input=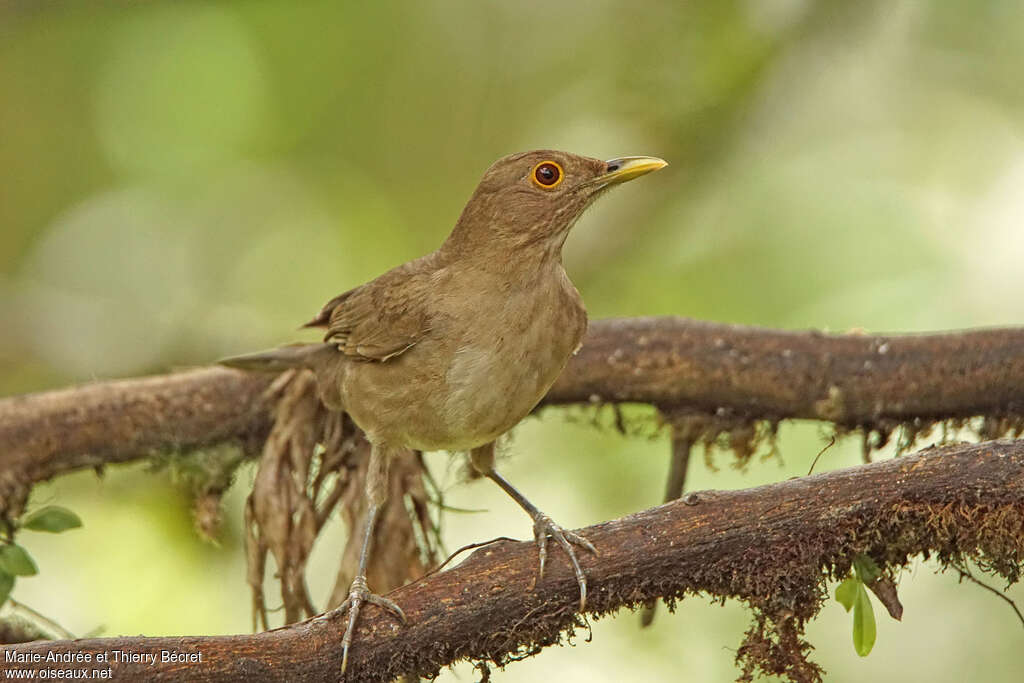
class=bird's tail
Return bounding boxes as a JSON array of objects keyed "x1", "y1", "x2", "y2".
[{"x1": 217, "y1": 343, "x2": 335, "y2": 373}]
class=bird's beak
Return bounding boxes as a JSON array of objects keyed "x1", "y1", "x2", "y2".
[{"x1": 596, "y1": 156, "x2": 668, "y2": 186}]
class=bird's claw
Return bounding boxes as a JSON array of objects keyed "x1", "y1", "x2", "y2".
[
  {"x1": 337, "y1": 574, "x2": 406, "y2": 676},
  {"x1": 531, "y1": 512, "x2": 598, "y2": 611}
]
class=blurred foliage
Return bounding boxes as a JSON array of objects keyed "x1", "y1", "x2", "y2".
[{"x1": 2, "y1": 1, "x2": 1023, "y2": 680}]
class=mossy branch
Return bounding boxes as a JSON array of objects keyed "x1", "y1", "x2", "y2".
[
  {"x1": 2, "y1": 316, "x2": 1023, "y2": 679},
  {"x1": 4, "y1": 440, "x2": 1022, "y2": 682},
  {"x1": 3, "y1": 316, "x2": 1024, "y2": 515}
]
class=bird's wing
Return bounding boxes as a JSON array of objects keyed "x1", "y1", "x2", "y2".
[{"x1": 304, "y1": 256, "x2": 436, "y2": 362}]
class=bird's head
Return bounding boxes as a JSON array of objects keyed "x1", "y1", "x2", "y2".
[{"x1": 443, "y1": 149, "x2": 667, "y2": 261}]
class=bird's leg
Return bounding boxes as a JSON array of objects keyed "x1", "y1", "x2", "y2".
[
  {"x1": 470, "y1": 443, "x2": 597, "y2": 611},
  {"x1": 337, "y1": 441, "x2": 406, "y2": 675}
]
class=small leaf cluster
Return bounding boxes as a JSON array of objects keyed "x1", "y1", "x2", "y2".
[
  {"x1": 835, "y1": 554, "x2": 882, "y2": 657},
  {"x1": 0, "y1": 506, "x2": 82, "y2": 607}
]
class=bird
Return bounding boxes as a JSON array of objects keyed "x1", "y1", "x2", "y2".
[{"x1": 219, "y1": 149, "x2": 667, "y2": 674}]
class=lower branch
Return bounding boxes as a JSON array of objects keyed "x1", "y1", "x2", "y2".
[{"x1": 5, "y1": 439, "x2": 1022, "y2": 682}]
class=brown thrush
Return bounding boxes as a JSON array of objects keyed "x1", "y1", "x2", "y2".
[{"x1": 220, "y1": 150, "x2": 667, "y2": 673}]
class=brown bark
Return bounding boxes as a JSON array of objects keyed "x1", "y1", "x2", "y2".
[
  {"x1": 3, "y1": 439, "x2": 1022, "y2": 682},
  {"x1": 3, "y1": 317, "x2": 1024, "y2": 512},
  {"x1": 0, "y1": 368, "x2": 272, "y2": 483},
  {"x1": 545, "y1": 317, "x2": 1024, "y2": 422},
  {"x1": 0, "y1": 368, "x2": 275, "y2": 513}
]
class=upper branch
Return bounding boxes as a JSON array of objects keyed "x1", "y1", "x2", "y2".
[
  {"x1": 5, "y1": 439, "x2": 1023, "y2": 682},
  {"x1": 0, "y1": 368, "x2": 276, "y2": 509},
  {"x1": 2, "y1": 317, "x2": 1023, "y2": 507},
  {"x1": 545, "y1": 317, "x2": 1024, "y2": 422}
]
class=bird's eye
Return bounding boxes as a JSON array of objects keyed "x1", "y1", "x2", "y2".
[{"x1": 531, "y1": 161, "x2": 563, "y2": 189}]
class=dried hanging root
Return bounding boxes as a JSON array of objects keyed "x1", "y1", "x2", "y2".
[{"x1": 244, "y1": 369, "x2": 437, "y2": 629}]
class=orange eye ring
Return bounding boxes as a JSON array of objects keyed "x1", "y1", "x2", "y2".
[{"x1": 531, "y1": 161, "x2": 564, "y2": 189}]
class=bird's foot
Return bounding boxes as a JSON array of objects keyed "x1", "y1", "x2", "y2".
[
  {"x1": 337, "y1": 574, "x2": 406, "y2": 676},
  {"x1": 531, "y1": 512, "x2": 598, "y2": 611}
]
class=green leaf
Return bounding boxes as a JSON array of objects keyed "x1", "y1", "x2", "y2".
[
  {"x1": 835, "y1": 576, "x2": 859, "y2": 611},
  {"x1": 0, "y1": 543, "x2": 38, "y2": 576},
  {"x1": 852, "y1": 582, "x2": 877, "y2": 656},
  {"x1": 0, "y1": 570, "x2": 13, "y2": 607},
  {"x1": 853, "y1": 554, "x2": 881, "y2": 583},
  {"x1": 21, "y1": 506, "x2": 82, "y2": 533}
]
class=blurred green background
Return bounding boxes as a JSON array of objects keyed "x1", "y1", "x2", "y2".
[{"x1": 3, "y1": 1, "x2": 1023, "y2": 680}]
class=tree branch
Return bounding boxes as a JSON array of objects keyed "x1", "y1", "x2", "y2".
[
  {"x1": 545, "y1": 317, "x2": 1024, "y2": 421},
  {"x1": 3, "y1": 317, "x2": 1024, "y2": 512},
  {"x1": 4, "y1": 439, "x2": 1022, "y2": 682},
  {"x1": 0, "y1": 368, "x2": 275, "y2": 512}
]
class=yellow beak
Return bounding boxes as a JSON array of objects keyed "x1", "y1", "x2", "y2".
[{"x1": 598, "y1": 156, "x2": 669, "y2": 185}]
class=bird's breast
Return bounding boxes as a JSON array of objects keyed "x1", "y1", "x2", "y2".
[{"x1": 439, "y1": 270, "x2": 587, "y2": 446}]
